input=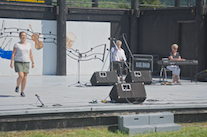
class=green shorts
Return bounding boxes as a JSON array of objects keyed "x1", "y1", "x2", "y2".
[{"x1": 14, "y1": 61, "x2": 30, "y2": 73}]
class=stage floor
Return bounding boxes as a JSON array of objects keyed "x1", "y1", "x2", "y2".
[{"x1": 0, "y1": 75, "x2": 207, "y2": 116}]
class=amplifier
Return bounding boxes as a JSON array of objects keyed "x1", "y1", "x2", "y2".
[{"x1": 132, "y1": 54, "x2": 159, "y2": 73}]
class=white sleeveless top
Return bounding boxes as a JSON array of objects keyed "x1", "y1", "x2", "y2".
[{"x1": 14, "y1": 42, "x2": 32, "y2": 62}]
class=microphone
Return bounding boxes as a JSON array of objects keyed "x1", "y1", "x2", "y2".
[{"x1": 108, "y1": 37, "x2": 116, "y2": 40}]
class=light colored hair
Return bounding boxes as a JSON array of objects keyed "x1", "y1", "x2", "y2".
[
  {"x1": 116, "y1": 40, "x2": 122, "y2": 44},
  {"x1": 171, "y1": 44, "x2": 178, "y2": 49}
]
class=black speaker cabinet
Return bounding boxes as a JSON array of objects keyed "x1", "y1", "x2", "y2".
[
  {"x1": 109, "y1": 83, "x2": 146, "y2": 103},
  {"x1": 125, "y1": 70, "x2": 152, "y2": 84},
  {"x1": 90, "y1": 71, "x2": 118, "y2": 86},
  {"x1": 196, "y1": 69, "x2": 207, "y2": 82}
]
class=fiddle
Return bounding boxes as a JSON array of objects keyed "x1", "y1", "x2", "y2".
[{"x1": 29, "y1": 24, "x2": 43, "y2": 50}]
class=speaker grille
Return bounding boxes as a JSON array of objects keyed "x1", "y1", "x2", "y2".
[
  {"x1": 90, "y1": 71, "x2": 118, "y2": 86},
  {"x1": 109, "y1": 83, "x2": 146, "y2": 103},
  {"x1": 125, "y1": 70, "x2": 152, "y2": 84}
]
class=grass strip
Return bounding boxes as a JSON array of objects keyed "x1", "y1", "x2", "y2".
[{"x1": 0, "y1": 122, "x2": 207, "y2": 137}]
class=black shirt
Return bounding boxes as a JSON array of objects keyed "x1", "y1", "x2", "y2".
[{"x1": 169, "y1": 52, "x2": 180, "y2": 59}]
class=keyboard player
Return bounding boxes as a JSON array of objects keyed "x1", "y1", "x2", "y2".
[{"x1": 166, "y1": 44, "x2": 186, "y2": 83}]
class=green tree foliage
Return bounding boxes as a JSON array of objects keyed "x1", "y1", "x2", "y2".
[
  {"x1": 99, "y1": 0, "x2": 131, "y2": 9},
  {"x1": 140, "y1": 0, "x2": 161, "y2": 8},
  {"x1": 159, "y1": 0, "x2": 196, "y2": 6},
  {"x1": 64, "y1": 0, "x2": 196, "y2": 9},
  {"x1": 140, "y1": 0, "x2": 160, "y2": 5},
  {"x1": 65, "y1": 0, "x2": 161, "y2": 9}
]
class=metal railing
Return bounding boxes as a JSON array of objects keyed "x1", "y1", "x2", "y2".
[{"x1": 52, "y1": 0, "x2": 196, "y2": 9}]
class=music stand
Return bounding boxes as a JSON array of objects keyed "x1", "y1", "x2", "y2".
[
  {"x1": 68, "y1": 52, "x2": 86, "y2": 87},
  {"x1": 67, "y1": 44, "x2": 106, "y2": 87}
]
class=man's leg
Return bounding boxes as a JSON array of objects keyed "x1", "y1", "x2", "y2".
[{"x1": 113, "y1": 62, "x2": 123, "y2": 81}]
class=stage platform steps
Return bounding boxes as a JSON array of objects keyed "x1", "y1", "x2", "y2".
[{"x1": 118, "y1": 112, "x2": 181, "y2": 135}]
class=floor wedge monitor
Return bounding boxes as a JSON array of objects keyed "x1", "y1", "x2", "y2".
[
  {"x1": 109, "y1": 83, "x2": 146, "y2": 103},
  {"x1": 125, "y1": 70, "x2": 152, "y2": 84},
  {"x1": 196, "y1": 69, "x2": 207, "y2": 82},
  {"x1": 90, "y1": 71, "x2": 118, "y2": 86}
]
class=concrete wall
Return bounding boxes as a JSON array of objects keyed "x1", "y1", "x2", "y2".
[
  {"x1": 0, "y1": 18, "x2": 45, "y2": 76},
  {"x1": 0, "y1": 19, "x2": 111, "y2": 76},
  {"x1": 66, "y1": 21, "x2": 110, "y2": 75}
]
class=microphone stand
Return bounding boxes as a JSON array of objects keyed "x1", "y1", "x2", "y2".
[
  {"x1": 35, "y1": 94, "x2": 45, "y2": 107},
  {"x1": 121, "y1": 33, "x2": 135, "y2": 70}
]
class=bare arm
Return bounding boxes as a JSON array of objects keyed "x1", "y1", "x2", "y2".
[
  {"x1": 30, "y1": 49, "x2": 34, "y2": 68},
  {"x1": 169, "y1": 56, "x2": 186, "y2": 61},
  {"x1": 10, "y1": 47, "x2": 17, "y2": 68}
]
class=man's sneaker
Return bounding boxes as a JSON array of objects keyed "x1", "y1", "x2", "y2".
[
  {"x1": 20, "y1": 92, "x2": 25, "y2": 97},
  {"x1": 15, "y1": 87, "x2": 19, "y2": 93}
]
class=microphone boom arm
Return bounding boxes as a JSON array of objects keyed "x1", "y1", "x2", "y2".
[{"x1": 122, "y1": 33, "x2": 135, "y2": 61}]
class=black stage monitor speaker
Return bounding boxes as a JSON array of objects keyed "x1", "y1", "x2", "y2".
[
  {"x1": 109, "y1": 83, "x2": 146, "y2": 103},
  {"x1": 125, "y1": 70, "x2": 152, "y2": 84},
  {"x1": 196, "y1": 69, "x2": 207, "y2": 82},
  {"x1": 90, "y1": 71, "x2": 118, "y2": 86}
]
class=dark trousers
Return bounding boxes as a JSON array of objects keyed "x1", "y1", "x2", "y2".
[{"x1": 113, "y1": 61, "x2": 124, "y2": 76}]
